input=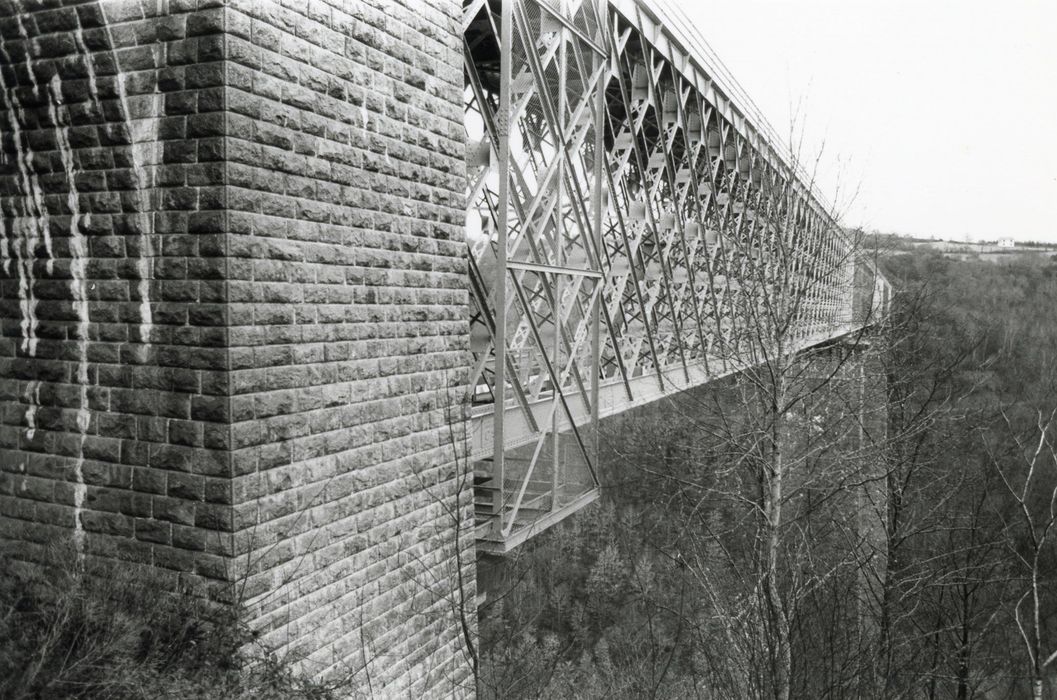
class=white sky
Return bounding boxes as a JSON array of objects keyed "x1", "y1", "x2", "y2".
[{"x1": 675, "y1": 0, "x2": 1057, "y2": 242}]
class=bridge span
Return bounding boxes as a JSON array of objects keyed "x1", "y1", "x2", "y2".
[
  {"x1": 0, "y1": 0, "x2": 888, "y2": 693},
  {"x1": 464, "y1": 0, "x2": 890, "y2": 552}
]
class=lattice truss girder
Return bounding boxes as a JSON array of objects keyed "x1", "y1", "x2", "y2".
[{"x1": 463, "y1": 0, "x2": 871, "y2": 547}]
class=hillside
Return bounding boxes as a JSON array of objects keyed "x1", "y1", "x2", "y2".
[{"x1": 476, "y1": 250, "x2": 1057, "y2": 698}]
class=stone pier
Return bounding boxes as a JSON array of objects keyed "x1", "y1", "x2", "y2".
[{"x1": 0, "y1": 1, "x2": 473, "y2": 695}]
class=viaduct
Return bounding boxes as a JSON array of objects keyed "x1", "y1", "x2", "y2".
[{"x1": 0, "y1": 0, "x2": 888, "y2": 696}]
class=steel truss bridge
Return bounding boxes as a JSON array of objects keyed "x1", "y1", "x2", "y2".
[{"x1": 463, "y1": 0, "x2": 890, "y2": 553}]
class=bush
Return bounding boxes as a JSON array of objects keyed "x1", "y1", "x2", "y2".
[{"x1": 0, "y1": 540, "x2": 341, "y2": 700}]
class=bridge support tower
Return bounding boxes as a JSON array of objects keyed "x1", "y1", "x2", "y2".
[{"x1": 0, "y1": 1, "x2": 474, "y2": 695}]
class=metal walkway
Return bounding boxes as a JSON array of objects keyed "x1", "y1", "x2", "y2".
[{"x1": 462, "y1": 0, "x2": 890, "y2": 552}]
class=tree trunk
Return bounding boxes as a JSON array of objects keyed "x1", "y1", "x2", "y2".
[
  {"x1": 764, "y1": 389, "x2": 791, "y2": 700},
  {"x1": 955, "y1": 584, "x2": 971, "y2": 700}
]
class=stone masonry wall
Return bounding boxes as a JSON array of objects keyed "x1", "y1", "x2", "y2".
[
  {"x1": 221, "y1": 1, "x2": 473, "y2": 693},
  {"x1": 0, "y1": 1, "x2": 473, "y2": 696},
  {"x1": 0, "y1": 0, "x2": 233, "y2": 601}
]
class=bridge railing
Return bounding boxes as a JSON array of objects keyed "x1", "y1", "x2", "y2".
[{"x1": 463, "y1": 0, "x2": 890, "y2": 553}]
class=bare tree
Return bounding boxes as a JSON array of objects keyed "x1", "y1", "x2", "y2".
[
  {"x1": 624, "y1": 146, "x2": 889, "y2": 699},
  {"x1": 990, "y1": 407, "x2": 1057, "y2": 700}
]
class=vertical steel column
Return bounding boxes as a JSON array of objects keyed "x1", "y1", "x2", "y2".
[
  {"x1": 491, "y1": 0, "x2": 514, "y2": 531},
  {"x1": 551, "y1": 18, "x2": 566, "y2": 512},
  {"x1": 590, "y1": 0, "x2": 606, "y2": 475}
]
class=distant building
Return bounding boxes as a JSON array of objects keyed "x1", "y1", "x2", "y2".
[{"x1": 998, "y1": 238, "x2": 1016, "y2": 248}]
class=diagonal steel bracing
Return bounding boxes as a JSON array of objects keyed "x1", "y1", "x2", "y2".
[{"x1": 463, "y1": 0, "x2": 890, "y2": 552}]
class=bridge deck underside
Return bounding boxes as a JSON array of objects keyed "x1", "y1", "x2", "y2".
[{"x1": 463, "y1": 0, "x2": 889, "y2": 552}]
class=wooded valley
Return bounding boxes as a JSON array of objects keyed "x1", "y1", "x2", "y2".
[{"x1": 476, "y1": 248, "x2": 1057, "y2": 700}]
